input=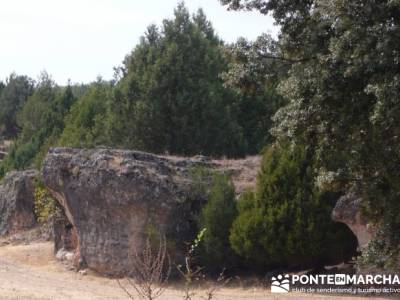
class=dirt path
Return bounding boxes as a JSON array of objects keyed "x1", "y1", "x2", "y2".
[{"x1": 0, "y1": 242, "x2": 394, "y2": 300}]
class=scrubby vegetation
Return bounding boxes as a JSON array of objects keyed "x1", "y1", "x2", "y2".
[
  {"x1": 230, "y1": 143, "x2": 357, "y2": 270},
  {"x1": 0, "y1": 4, "x2": 277, "y2": 171},
  {"x1": 219, "y1": 0, "x2": 400, "y2": 271},
  {"x1": 2, "y1": 0, "x2": 398, "y2": 274},
  {"x1": 0, "y1": 74, "x2": 76, "y2": 176},
  {"x1": 198, "y1": 174, "x2": 239, "y2": 272},
  {"x1": 33, "y1": 179, "x2": 58, "y2": 224}
]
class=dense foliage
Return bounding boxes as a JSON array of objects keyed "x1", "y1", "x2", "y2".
[
  {"x1": 3, "y1": 0, "x2": 393, "y2": 272},
  {"x1": 0, "y1": 73, "x2": 76, "y2": 176},
  {"x1": 107, "y1": 5, "x2": 244, "y2": 156},
  {"x1": 57, "y1": 4, "x2": 280, "y2": 157},
  {"x1": 198, "y1": 173, "x2": 239, "y2": 271},
  {"x1": 0, "y1": 4, "x2": 281, "y2": 174},
  {"x1": 0, "y1": 74, "x2": 34, "y2": 138},
  {"x1": 34, "y1": 179, "x2": 58, "y2": 223},
  {"x1": 230, "y1": 143, "x2": 356, "y2": 269},
  {"x1": 220, "y1": 0, "x2": 400, "y2": 268},
  {"x1": 58, "y1": 79, "x2": 110, "y2": 148},
  {"x1": 222, "y1": 34, "x2": 287, "y2": 147}
]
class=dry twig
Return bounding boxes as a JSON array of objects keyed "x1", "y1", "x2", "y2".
[{"x1": 118, "y1": 235, "x2": 171, "y2": 300}]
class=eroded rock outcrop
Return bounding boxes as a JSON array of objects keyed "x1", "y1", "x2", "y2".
[
  {"x1": 42, "y1": 147, "x2": 260, "y2": 276},
  {"x1": 0, "y1": 170, "x2": 38, "y2": 235},
  {"x1": 332, "y1": 191, "x2": 376, "y2": 249}
]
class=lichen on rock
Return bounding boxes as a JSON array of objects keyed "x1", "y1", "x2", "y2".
[
  {"x1": 0, "y1": 170, "x2": 38, "y2": 236},
  {"x1": 332, "y1": 191, "x2": 376, "y2": 249},
  {"x1": 42, "y1": 147, "x2": 260, "y2": 276}
]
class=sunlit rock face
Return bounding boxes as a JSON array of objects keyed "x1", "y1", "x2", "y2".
[{"x1": 42, "y1": 147, "x2": 260, "y2": 276}]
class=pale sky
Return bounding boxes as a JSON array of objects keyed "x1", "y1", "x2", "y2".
[{"x1": 0, "y1": 0, "x2": 277, "y2": 85}]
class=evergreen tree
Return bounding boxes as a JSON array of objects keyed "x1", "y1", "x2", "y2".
[
  {"x1": 0, "y1": 74, "x2": 34, "y2": 138},
  {"x1": 230, "y1": 143, "x2": 356, "y2": 269},
  {"x1": 0, "y1": 73, "x2": 76, "y2": 175},
  {"x1": 58, "y1": 79, "x2": 111, "y2": 148},
  {"x1": 220, "y1": 0, "x2": 400, "y2": 265},
  {"x1": 222, "y1": 34, "x2": 287, "y2": 152},
  {"x1": 108, "y1": 3, "x2": 246, "y2": 157},
  {"x1": 198, "y1": 173, "x2": 239, "y2": 271}
]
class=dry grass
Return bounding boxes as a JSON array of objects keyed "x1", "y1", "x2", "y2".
[
  {"x1": 0, "y1": 242, "x2": 395, "y2": 300},
  {"x1": 118, "y1": 237, "x2": 171, "y2": 300},
  {"x1": 159, "y1": 153, "x2": 261, "y2": 195},
  {"x1": 212, "y1": 155, "x2": 261, "y2": 195}
]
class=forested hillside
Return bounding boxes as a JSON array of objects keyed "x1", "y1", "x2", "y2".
[
  {"x1": 220, "y1": 0, "x2": 400, "y2": 271},
  {"x1": 0, "y1": 4, "x2": 281, "y2": 177},
  {"x1": 1, "y1": 0, "x2": 399, "y2": 274}
]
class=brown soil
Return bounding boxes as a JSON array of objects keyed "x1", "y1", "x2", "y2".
[{"x1": 0, "y1": 242, "x2": 396, "y2": 300}]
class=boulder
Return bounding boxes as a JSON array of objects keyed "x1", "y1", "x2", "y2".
[
  {"x1": 0, "y1": 170, "x2": 38, "y2": 236},
  {"x1": 332, "y1": 191, "x2": 376, "y2": 249},
  {"x1": 42, "y1": 147, "x2": 260, "y2": 276}
]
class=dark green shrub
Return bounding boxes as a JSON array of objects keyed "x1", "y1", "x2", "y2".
[
  {"x1": 198, "y1": 173, "x2": 239, "y2": 271},
  {"x1": 230, "y1": 143, "x2": 357, "y2": 270}
]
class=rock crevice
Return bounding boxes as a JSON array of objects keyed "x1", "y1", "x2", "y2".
[
  {"x1": 42, "y1": 147, "x2": 260, "y2": 276},
  {"x1": 332, "y1": 191, "x2": 376, "y2": 249}
]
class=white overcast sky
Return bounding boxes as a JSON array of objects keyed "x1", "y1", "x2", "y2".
[{"x1": 0, "y1": 0, "x2": 277, "y2": 85}]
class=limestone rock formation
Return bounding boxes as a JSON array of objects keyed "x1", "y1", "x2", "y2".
[
  {"x1": 0, "y1": 170, "x2": 38, "y2": 235},
  {"x1": 332, "y1": 191, "x2": 376, "y2": 249},
  {"x1": 42, "y1": 147, "x2": 260, "y2": 276}
]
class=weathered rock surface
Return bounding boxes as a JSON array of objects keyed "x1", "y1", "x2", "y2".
[
  {"x1": 54, "y1": 208, "x2": 78, "y2": 253},
  {"x1": 0, "y1": 170, "x2": 38, "y2": 236},
  {"x1": 210, "y1": 156, "x2": 261, "y2": 196},
  {"x1": 332, "y1": 191, "x2": 376, "y2": 249},
  {"x1": 42, "y1": 147, "x2": 260, "y2": 276}
]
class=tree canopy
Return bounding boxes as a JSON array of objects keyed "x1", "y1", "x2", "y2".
[
  {"x1": 107, "y1": 4, "x2": 249, "y2": 156},
  {"x1": 56, "y1": 3, "x2": 281, "y2": 157},
  {"x1": 0, "y1": 3, "x2": 281, "y2": 175},
  {"x1": 230, "y1": 143, "x2": 356, "y2": 269},
  {"x1": 2, "y1": 0, "x2": 394, "y2": 272},
  {"x1": 0, "y1": 74, "x2": 34, "y2": 138},
  {"x1": 221, "y1": 0, "x2": 400, "y2": 266},
  {"x1": 0, "y1": 73, "x2": 76, "y2": 176}
]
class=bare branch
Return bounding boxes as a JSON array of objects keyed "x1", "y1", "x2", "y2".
[{"x1": 118, "y1": 235, "x2": 171, "y2": 300}]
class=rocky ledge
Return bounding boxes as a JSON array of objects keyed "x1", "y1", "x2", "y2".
[{"x1": 42, "y1": 147, "x2": 260, "y2": 276}]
